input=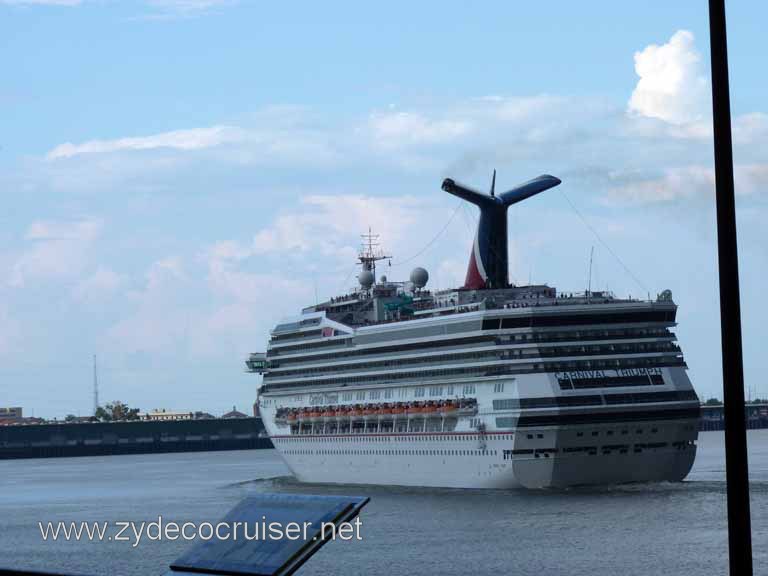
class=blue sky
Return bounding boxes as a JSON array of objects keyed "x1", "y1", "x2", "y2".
[{"x1": 1, "y1": 1, "x2": 767, "y2": 418}]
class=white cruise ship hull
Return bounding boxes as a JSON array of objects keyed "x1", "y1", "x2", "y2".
[
  {"x1": 268, "y1": 430, "x2": 696, "y2": 489},
  {"x1": 260, "y1": 368, "x2": 699, "y2": 489}
]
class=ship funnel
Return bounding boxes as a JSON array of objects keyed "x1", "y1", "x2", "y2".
[{"x1": 441, "y1": 173, "x2": 561, "y2": 289}]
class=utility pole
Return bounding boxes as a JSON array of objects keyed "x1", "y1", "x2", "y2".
[
  {"x1": 708, "y1": 1, "x2": 753, "y2": 573},
  {"x1": 587, "y1": 246, "x2": 594, "y2": 301},
  {"x1": 93, "y1": 354, "x2": 99, "y2": 417}
]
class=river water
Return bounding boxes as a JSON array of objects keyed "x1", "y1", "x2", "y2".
[{"x1": 1, "y1": 430, "x2": 767, "y2": 576}]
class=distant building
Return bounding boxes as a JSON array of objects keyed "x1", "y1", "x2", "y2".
[
  {"x1": 222, "y1": 406, "x2": 248, "y2": 419},
  {"x1": 0, "y1": 407, "x2": 23, "y2": 420},
  {"x1": 139, "y1": 409, "x2": 194, "y2": 422}
]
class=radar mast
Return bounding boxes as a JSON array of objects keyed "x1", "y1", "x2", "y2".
[{"x1": 358, "y1": 228, "x2": 391, "y2": 281}]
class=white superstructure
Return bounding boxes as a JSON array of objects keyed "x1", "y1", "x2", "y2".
[{"x1": 247, "y1": 174, "x2": 699, "y2": 489}]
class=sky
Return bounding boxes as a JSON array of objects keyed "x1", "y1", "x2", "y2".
[{"x1": 1, "y1": 1, "x2": 767, "y2": 419}]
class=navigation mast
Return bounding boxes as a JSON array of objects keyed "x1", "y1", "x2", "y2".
[{"x1": 358, "y1": 228, "x2": 391, "y2": 281}]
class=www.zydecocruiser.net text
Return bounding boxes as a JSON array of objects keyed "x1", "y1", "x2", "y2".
[{"x1": 38, "y1": 516, "x2": 364, "y2": 548}]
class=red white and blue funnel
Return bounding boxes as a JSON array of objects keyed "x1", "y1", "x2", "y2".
[{"x1": 441, "y1": 172, "x2": 561, "y2": 290}]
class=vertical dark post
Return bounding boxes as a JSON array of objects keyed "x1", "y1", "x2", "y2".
[{"x1": 708, "y1": 1, "x2": 753, "y2": 574}]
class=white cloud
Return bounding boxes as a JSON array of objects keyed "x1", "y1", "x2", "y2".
[
  {"x1": 8, "y1": 218, "x2": 103, "y2": 287},
  {"x1": 733, "y1": 112, "x2": 768, "y2": 145},
  {"x1": 25, "y1": 218, "x2": 102, "y2": 240},
  {"x1": 145, "y1": 256, "x2": 184, "y2": 290},
  {"x1": 207, "y1": 195, "x2": 421, "y2": 264},
  {"x1": 607, "y1": 166, "x2": 713, "y2": 204},
  {"x1": 735, "y1": 164, "x2": 768, "y2": 195},
  {"x1": 73, "y1": 267, "x2": 123, "y2": 301},
  {"x1": 43, "y1": 116, "x2": 342, "y2": 174},
  {"x1": 606, "y1": 164, "x2": 768, "y2": 204},
  {"x1": 467, "y1": 94, "x2": 571, "y2": 123},
  {"x1": 47, "y1": 125, "x2": 248, "y2": 160},
  {"x1": 363, "y1": 96, "x2": 575, "y2": 156},
  {"x1": 247, "y1": 194, "x2": 427, "y2": 261},
  {"x1": 366, "y1": 111, "x2": 471, "y2": 150},
  {"x1": 628, "y1": 30, "x2": 709, "y2": 125}
]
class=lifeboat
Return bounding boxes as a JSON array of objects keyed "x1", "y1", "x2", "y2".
[
  {"x1": 321, "y1": 407, "x2": 335, "y2": 418},
  {"x1": 349, "y1": 405, "x2": 363, "y2": 417},
  {"x1": 407, "y1": 402, "x2": 423, "y2": 415},
  {"x1": 391, "y1": 403, "x2": 406, "y2": 415},
  {"x1": 286, "y1": 409, "x2": 297, "y2": 422},
  {"x1": 362, "y1": 404, "x2": 378, "y2": 416},
  {"x1": 441, "y1": 400, "x2": 458, "y2": 414},
  {"x1": 334, "y1": 406, "x2": 348, "y2": 418},
  {"x1": 378, "y1": 403, "x2": 392, "y2": 415},
  {"x1": 423, "y1": 401, "x2": 439, "y2": 414}
]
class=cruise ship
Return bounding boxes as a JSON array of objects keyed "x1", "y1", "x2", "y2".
[{"x1": 247, "y1": 173, "x2": 700, "y2": 489}]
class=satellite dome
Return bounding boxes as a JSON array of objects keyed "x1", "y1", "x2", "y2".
[
  {"x1": 658, "y1": 289, "x2": 673, "y2": 302},
  {"x1": 358, "y1": 270, "x2": 375, "y2": 289},
  {"x1": 410, "y1": 267, "x2": 429, "y2": 289},
  {"x1": 380, "y1": 275, "x2": 388, "y2": 283}
]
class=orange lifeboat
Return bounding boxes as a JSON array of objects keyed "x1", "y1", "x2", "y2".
[
  {"x1": 349, "y1": 404, "x2": 363, "y2": 417},
  {"x1": 391, "y1": 403, "x2": 406, "y2": 415},
  {"x1": 407, "y1": 402, "x2": 423, "y2": 415},
  {"x1": 334, "y1": 406, "x2": 348, "y2": 418},
  {"x1": 442, "y1": 400, "x2": 458, "y2": 414},
  {"x1": 321, "y1": 407, "x2": 334, "y2": 418},
  {"x1": 286, "y1": 410, "x2": 297, "y2": 422},
  {"x1": 423, "y1": 401, "x2": 439, "y2": 414},
  {"x1": 378, "y1": 403, "x2": 392, "y2": 415},
  {"x1": 362, "y1": 404, "x2": 378, "y2": 416}
]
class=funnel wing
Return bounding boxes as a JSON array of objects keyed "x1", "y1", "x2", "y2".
[
  {"x1": 442, "y1": 178, "x2": 497, "y2": 207},
  {"x1": 498, "y1": 174, "x2": 561, "y2": 206}
]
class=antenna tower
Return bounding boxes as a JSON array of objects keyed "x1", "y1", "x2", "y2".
[
  {"x1": 587, "y1": 245, "x2": 594, "y2": 301},
  {"x1": 358, "y1": 227, "x2": 391, "y2": 279},
  {"x1": 93, "y1": 354, "x2": 99, "y2": 416}
]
